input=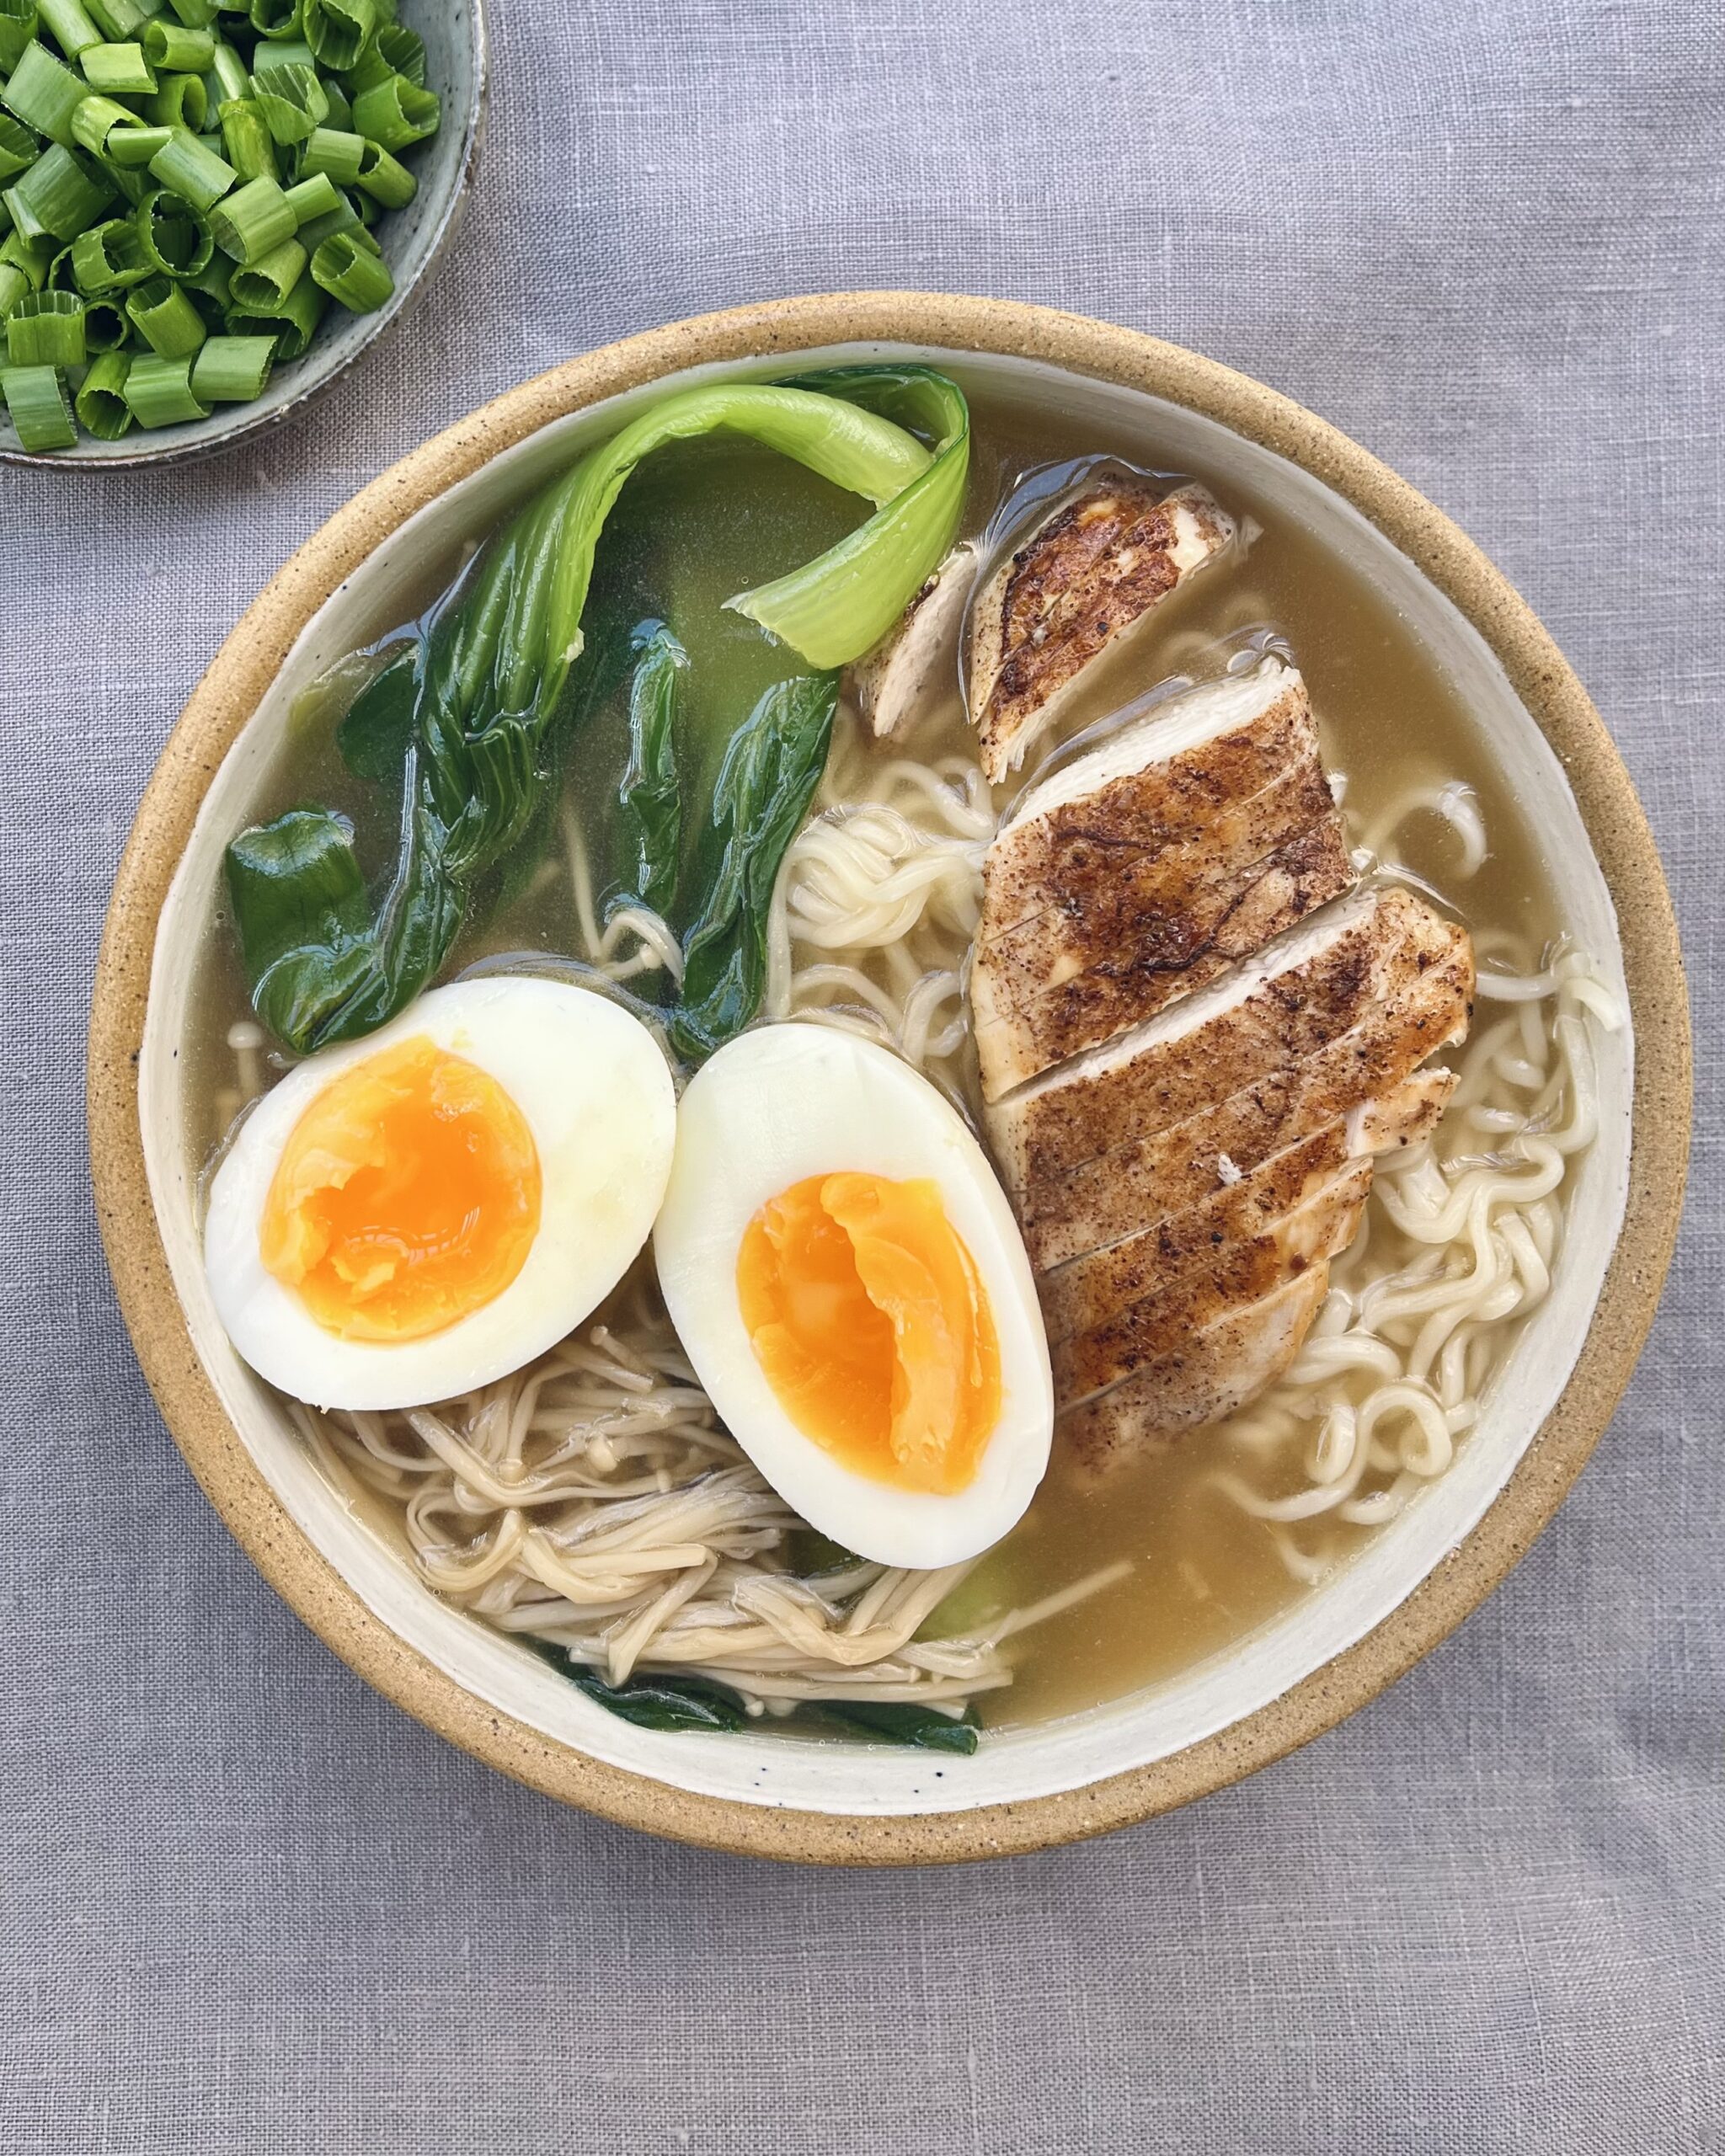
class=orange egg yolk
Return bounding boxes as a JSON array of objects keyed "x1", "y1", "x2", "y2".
[
  {"x1": 735, "y1": 1172, "x2": 1001, "y2": 1496},
  {"x1": 258, "y1": 1036, "x2": 542, "y2": 1343}
]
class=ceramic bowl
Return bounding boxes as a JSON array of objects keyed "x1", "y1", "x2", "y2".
[
  {"x1": 88, "y1": 295, "x2": 1690, "y2": 1862},
  {"x1": 0, "y1": 0, "x2": 485, "y2": 468}
]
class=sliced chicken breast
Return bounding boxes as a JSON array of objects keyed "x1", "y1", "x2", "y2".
[
  {"x1": 851, "y1": 541, "x2": 980, "y2": 741},
  {"x1": 968, "y1": 478, "x2": 1235, "y2": 782},
  {"x1": 971, "y1": 661, "x2": 1355, "y2": 1100}
]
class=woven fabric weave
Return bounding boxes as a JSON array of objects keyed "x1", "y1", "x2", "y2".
[{"x1": 3, "y1": 2, "x2": 1720, "y2": 2148}]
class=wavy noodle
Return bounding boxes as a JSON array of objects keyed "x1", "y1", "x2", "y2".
[{"x1": 286, "y1": 693, "x2": 1616, "y2": 1709}]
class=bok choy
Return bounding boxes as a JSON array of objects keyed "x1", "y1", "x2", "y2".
[{"x1": 227, "y1": 365, "x2": 971, "y2": 1056}]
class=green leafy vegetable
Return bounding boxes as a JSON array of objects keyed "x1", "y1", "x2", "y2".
[
  {"x1": 670, "y1": 670, "x2": 836, "y2": 1059},
  {"x1": 562, "y1": 1662, "x2": 750, "y2": 1734},
  {"x1": 613, "y1": 618, "x2": 685, "y2": 917},
  {"x1": 802, "y1": 1699, "x2": 981, "y2": 1755},
  {"x1": 226, "y1": 368, "x2": 970, "y2": 1056}
]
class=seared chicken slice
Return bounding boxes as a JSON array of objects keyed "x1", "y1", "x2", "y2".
[
  {"x1": 1057, "y1": 1270, "x2": 1332, "y2": 1474},
  {"x1": 972, "y1": 661, "x2": 1355, "y2": 1100},
  {"x1": 968, "y1": 478, "x2": 1235, "y2": 782},
  {"x1": 851, "y1": 542, "x2": 980, "y2": 741},
  {"x1": 1007, "y1": 905, "x2": 1471, "y2": 1274}
]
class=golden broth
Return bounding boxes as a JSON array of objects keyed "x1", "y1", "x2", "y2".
[{"x1": 184, "y1": 371, "x2": 1569, "y2": 1731}]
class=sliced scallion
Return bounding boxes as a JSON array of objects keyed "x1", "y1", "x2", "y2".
[
  {"x1": 143, "y1": 66, "x2": 204, "y2": 129},
  {"x1": 206, "y1": 37, "x2": 246, "y2": 102},
  {"x1": 342, "y1": 15, "x2": 416, "y2": 91},
  {"x1": 289, "y1": 175, "x2": 358, "y2": 247},
  {"x1": 70, "y1": 88, "x2": 143, "y2": 154},
  {"x1": 86, "y1": 0, "x2": 163, "y2": 35},
  {"x1": 0, "y1": 110, "x2": 35, "y2": 177},
  {"x1": 227, "y1": 227, "x2": 298, "y2": 305},
  {"x1": 0, "y1": 258, "x2": 27, "y2": 311},
  {"x1": 134, "y1": 178, "x2": 209, "y2": 269},
  {"x1": 0, "y1": 221, "x2": 51, "y2": 282},
  {"x1": 5, "y1": 139, "x2": 113, "y2": 237},
  {"x1": 307, "y1": 220, "x2": 382, "y2": 308},
  {"x1": 69, "y1": 209, "x2": 145, "y2": 285},
  {"x1": 35, "y1": 0, "x2": 101, "y2": 57},
  {"x1": 146, "y1": 119, "x2": 233, "y2": 205},
  {"x1": 73, "y1": 340, "x2": 130, "y2": 428},
  {"x1": 300, "y1": 0, "x2": 368, "y2": 69},
  {"x1": 316, "y1": 67, "x2": 345, "y2": 127},
  {"x1": 78, "y1": 38, "x2": 155, "y2": 91},
  {"x1": 224, "y1": 258, "x2": 318, "y2": 350},
  {"x1": 1, "y1": 357, "x2": 73, "y2": 445},
  {"x1": 121, "y1": 345, "x2": 206, "y2": 421},
  {"x1": 348, "y1": 70, "x2": 433, "y2": 152},
  {"x1": 5, "y1": 282, "x2": 81, "y2": 360},
  {"x1": 101, "y1": 115, "x2": 168, "y2": 162},
  {"x1": 216, "y1": 92, "x2": 275, "y2": 178},
  {"x1": 125, "y1": 264, "x2": 202, "y2": 351},
  {"x1": 139, "y1": 13, "x2": 209, "y2": 67},
  {"x1": 163, "y1": 0, "x2": 219, "y2": 22},
  {"x1": 189, "y1": 323, "x2": 268, "y2": 396},
  {"x1": 247, "y1": 0, "x2": 299, "y2": 34},
  {"x1": 280, "y1": 163, "x2": 334, "y2": 222},
  {"x1": 0, "y1": 0, "x2": 38, "y2": 74},
  {"x1": 3, "y1": 39, "x2": 87, "y2": 144},
  {"x1": 80, "y1": 286, "x2": 122, "y2": 341},
  {"x1": 350, "y1": 131, "x2": 409, "y2": 205},
  {"x1": 177, "y1": 239, "x2": 226, "y2": 317},
  {"x1": 206, "y1": 165, "x2": 287, "y2": 257},
  {"x1": 250, "y1": 33, "x2": 312, "y2": 72},
  {"x1": 295, "y1": 120, "x2": 358, "y2": 182},
  {"x1": 250, "y1": 56, "x2": 323, "y2": 142}
]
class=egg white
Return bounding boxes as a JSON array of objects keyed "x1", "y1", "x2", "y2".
[
  {"x1": 205, "y1": 977, "x2": 676, "y2": 1412},
  {"x1": 653, "y1": 1024, "x2": 1055, "y2": 1569}
]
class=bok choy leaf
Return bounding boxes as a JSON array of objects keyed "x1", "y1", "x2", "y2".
[
  {"x1": 613, "y1": 620, "x2": 686, "y2": 918},
  {"x1": 226, "y1": 367, "x2": 970, "y2": 1055}
]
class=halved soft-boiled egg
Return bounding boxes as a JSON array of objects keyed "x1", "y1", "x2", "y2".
[
  {"x1": 654, "y1": 1025, "x2": 1054, "y2": 1569},
  {"x1": 204, "y1": 977, "x2": 676, "y2": 1412}
]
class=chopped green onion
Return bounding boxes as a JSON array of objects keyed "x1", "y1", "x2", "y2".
[
  {"x1": 5, "y1": 284, "x2": 81, "y2": 360},
  {"x1": 0, "y1": 221, "x2": 51, "y2": 281},
  {"x1": 35, "y1": 0, "x2": 102, "y2": 57},
  {"x1": 226, "y1": 227, "x2": 297, "y2": 304},
  {"x1": 350, "y1": 131, "x2": 409, "y2": 205},
  {"x1": 101, "y1": 115, "x2": 168, "y2": 162},
  {"x1": 0, "y1": 257, "x2": 28, "y2": 310},
  {"x1": 250, "y1": 33, "x2": 311, "y2": 72},
  {"x1": 342, "y1": 15, "x2": 415, "y2": 90},
  {"x1": 295, "y1": 119, "x2": 358, "y2": 181},
  {"x1": 69, "y1": 209, "x2": 144, "y2": 284},
  {"x1": 208, "y1": 40, "x2": 247, "y2": 104},
  {"x1": 4, "y1": 140, "x2": 112, "y2": 238},
  {"x1": 216, "y1": 91, "x2": 274, "y2": 177},
  {"x1": 300, "y1": 0, "x2": 368, "y2": 69},
  {"x1": 139, "y1": 13, "x2": 209, "y2": 67},
  {"x1": 134, "y1": 179, "x2": 209, "y2": 268},
  {"x1": 349, "y1": 71, "x2": 433, "y2": 152},
  {"x1": 0, "y1": 0, "x2": 37, "y2": 73},
  {"x1": 0, "y1": 109, "x2": 35, "y2": 176},
  {"x1": 280, "y1": 162, "x2": 334, "y2": 221},
  {"x1": 316, "y1": 67, "x2": 344, "y2": 126},
  {"x1": 81, "y1": 288, "x2": 123, "y2": 342},
  {"x1": 142, "y1": 66, "x2": 203, "y2": 129},
  {"x1": 70, "y1": 88, "x2": 138, "y2": 153},
  {"x1": 79, "y1": 38, "x2": 155, "y2": 90},
  {"x1": 3, "y1": 40, "x2": 86, "y2": 143},
  {"x1": 1, "y1": 358, "x2": 73, "y2": 444},
  {"x1": 41, "y1": 232, "x2": 72, "y2": 280},
  {"x1": 146, "y1": 119, "x2": 233, "y2": 205},
  {"x1": 163, "y1": 0, "x2": 219, "y2": 20},
  {"x1": 206, "y1": 166, "x2": 287, "y2": 256},
  {"x1": 125, "y1": 264, "x2": 201, "y2": 350},
  {"x1": 73, "y1": 340, "x2": 130, "y2": 429},
  {"x1": 247, "y1": 0, "x2": 298, "y2": 33},
  {"x1": 224, "y1": 259, "x2": 318, "y2": 349},
  {"x1": 121, "y1": 345, "x2": 206, "y2": 421},
  {"x1": 250, "y1": 55, "x2": 322, "y2": 141},
  {"x1": 86, "y1": 0, "x2": 160, "y2": 35},
  {"x1": 176, "y1": 236, "x2": 225, "y2": 315},
  {"x1": 189, "y1": 323, "x2": 268, "y2": 395},
  {"x1": 291, "y1": 176, "x2": 359, "y2": 246},
  {"x1": 307, "y1": 221, "x2": 382, "y2": 307}
]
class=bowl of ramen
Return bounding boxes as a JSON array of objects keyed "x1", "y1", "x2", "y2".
[{"x1": 88, "y1": 293, "x2": 1690, "y2": 1862}]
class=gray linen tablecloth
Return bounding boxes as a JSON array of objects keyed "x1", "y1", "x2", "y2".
[{"x1": 4, "y1": 3, "x2": 1720, "y2": 2148}]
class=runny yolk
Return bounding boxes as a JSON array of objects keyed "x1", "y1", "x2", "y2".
[
  {"x1": 735, "y1": 1172, "x2": 1001, "y2": 1496},
  {"x1": 259, "y1": 1036, "x2": 542, "y2": 1343}
]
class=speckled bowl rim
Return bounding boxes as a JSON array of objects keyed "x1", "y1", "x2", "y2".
[
  {"x1": 0, "y1": 3, "x2": 488, "y2": 471},
  {"x1": 88, "y1": 293, "x2": 1691, "y2": 1864}
]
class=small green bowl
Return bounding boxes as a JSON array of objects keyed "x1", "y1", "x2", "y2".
[{"x1": 0, "y1": 0, "x2": 486, "y2": 468}]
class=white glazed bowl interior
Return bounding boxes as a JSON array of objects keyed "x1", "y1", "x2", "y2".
[{"x1": 137, "y1": 344, "x2": 1632, "y2": 1819}]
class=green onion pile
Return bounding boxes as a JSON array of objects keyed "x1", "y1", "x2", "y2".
[{"x1": 0, "y1": 0, "x2": 438, "y2": 451}]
